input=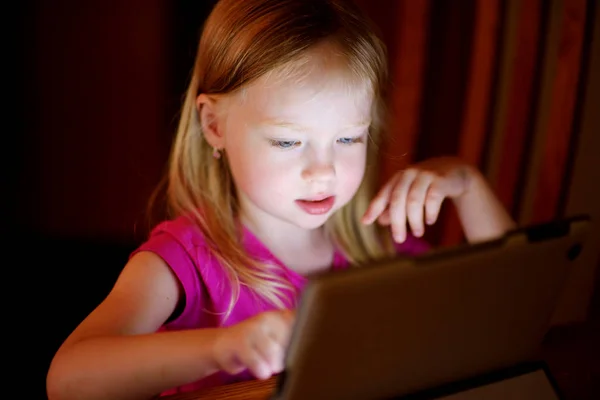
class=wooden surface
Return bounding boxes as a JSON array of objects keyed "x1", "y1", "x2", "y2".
[{"x1": 161, "y1": 377, "x2": 276, "y2": 400}]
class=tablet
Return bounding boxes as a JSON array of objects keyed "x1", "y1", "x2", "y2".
[{"x1": 273, "y1": 215, "x2": 590, "y2": 400}]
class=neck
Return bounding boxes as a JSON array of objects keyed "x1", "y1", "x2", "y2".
[
  {"x1": 239, "y1": 209, "x2": 335, "y2": 275},
  {"x1": 240, "y1": 212, "x2": 327, "y2": 251}
]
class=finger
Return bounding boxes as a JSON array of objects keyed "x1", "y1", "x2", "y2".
[
  {"x1": 389, "y1": 169, "x2": 418, "y2": 243},
  {"x1": 377, "y1": 208, "x2": 391, "y2": 225},
  {"x1": 240, "y1": 346, "x2": 272, "y2": 380},
  {"x1": 255, "y1": 310, "x2": 295, "y2": 349},
  {"x1": 253, "y1": 337, "x2": 286, "y2": 374},
  {"x1": 424, "y1": 181, "x2": 445, "y2": 225},
  {"x1": 406, "y1": 173, "x2": 434, "y2": 237},
  {"x1": 258, "y1": 309, "x2": 295, "y2": 373},
  {"x1": 218, "y1": 352, "x2": 246, "y2": 375},
  {"x1": 361, "y1": 173, "x2": 402, "y2": 225}
]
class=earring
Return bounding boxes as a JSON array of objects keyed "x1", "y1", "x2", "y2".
[{"x1": 212, "y1": 147, "x2": 221, "y2": 159}]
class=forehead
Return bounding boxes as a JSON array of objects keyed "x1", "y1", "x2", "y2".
[{"x1": 228, "y1": 46, "x2": 374, "y2": 128}]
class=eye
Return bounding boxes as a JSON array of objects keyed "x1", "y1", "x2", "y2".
[
  {"x1": 337, "y1": 136, "x2": 365, "y2": 145},
  {"x1": 268, "y1": 139, "x2": 301, "y2": 149}
]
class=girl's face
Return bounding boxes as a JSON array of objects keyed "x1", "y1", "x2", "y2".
[{"x1": 220, "y1": 45, "x2": 373, "y2": 233}]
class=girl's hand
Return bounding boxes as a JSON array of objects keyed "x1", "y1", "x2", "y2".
[
  {"x1": 362, "y1": 157, "x2": 477, "y2": 243},
  {"x1": 212, "y1": 309, "x2": 295, "y2": 380}
]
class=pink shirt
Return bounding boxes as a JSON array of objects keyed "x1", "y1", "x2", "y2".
[{"x1": 131, "y1": 215, "x2": 430, "y2": 395}]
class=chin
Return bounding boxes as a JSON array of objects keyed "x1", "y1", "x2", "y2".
[{"x1": 288, "y1": 213, "x2": 332, "y2": 230}]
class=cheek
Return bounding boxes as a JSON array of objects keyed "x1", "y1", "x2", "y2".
[
  {"x1": 338, "y1": 150, "x2": 367, "y2": 193},
  {"x1": 227, "y1": 145, "x2": 293, "y2": 195}
]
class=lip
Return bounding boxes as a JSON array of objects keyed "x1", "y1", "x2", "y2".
[
  {"x1": 295, "y1": 196, "x2": 335, "y2": 215},
  {"x1": 302, "y1": 194, "x2": 333, "y2": 202}
]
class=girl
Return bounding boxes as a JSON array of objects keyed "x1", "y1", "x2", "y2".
[{"x1": 46, "y1": 0, "x2": 515, "y2": 399}]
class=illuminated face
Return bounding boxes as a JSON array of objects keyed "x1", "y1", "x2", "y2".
[{"x1": 219, "y1": 45, "x2": 372, "y2": 233}]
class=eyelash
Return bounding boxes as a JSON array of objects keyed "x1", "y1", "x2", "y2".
[
  {"x1": 268, "y1": 139, "x2": 300, "y2": 149},
  {"x1": 338, "y1": 136, "x2": 365, "y2": 145},
  {"x1": 268, "y1": 136, "x2": 365, "y2": 149}
]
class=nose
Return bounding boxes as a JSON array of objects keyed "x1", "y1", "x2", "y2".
[{"x1": 301, "y1": 162, "x2": 335, "y2": 183}]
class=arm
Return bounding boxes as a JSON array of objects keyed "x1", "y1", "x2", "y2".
[
  {"x1": 453, "y1": 167, "x2": 516, "y2": 244},
  {"x1": 46, "y1": 251, "x2": 221, "y2": 400},
  {"x1": 362, "y1": 156, "x2": 516, "y2": 245}
]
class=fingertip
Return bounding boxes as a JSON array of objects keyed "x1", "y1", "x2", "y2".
[
  {"x1": 223, "y1": 360, "x2": 245, "y2": 376},
  {"x1": 254, "y1": 364, "x2": 272, "y2": 381},
  {"x1": 392, "y1": 224, "x2": 406, "y2": 243},
  {"x1": 364, "y1": 198, "x2": 386, "y2": 225},
  {"x1": 272, "y1": 355, "x2": 285, "y2": 374},
  {"x1": 393, "y1": 233, "x2": 406, "y2": 243},
  {"x1": 411, "y1": 223, "x2": 424, "y2": 237},
  {"x1": 361, "y1": 207, "x2": 374, "y2": 223}
]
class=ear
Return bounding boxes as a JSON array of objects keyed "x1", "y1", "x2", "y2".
[{"x1": 196, "y1": 93, "x2": 225, "y2": 149}]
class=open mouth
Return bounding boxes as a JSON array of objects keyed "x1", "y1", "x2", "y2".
[{"x1": 295, "y1": 196, "x2": 335, "y2": 215}]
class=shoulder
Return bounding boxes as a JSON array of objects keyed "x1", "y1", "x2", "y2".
[
  {"x1": 132, "y1": 215, "x2": 220, "y2": 269},
  {"x1": 141, "y1": 214, "x2": 210, "y2": 251},
  {"x1": 131, "y1": 215, "x2": 223, "y2": 328},
  {"x1": 132, "y1": 216, "x2": 209, "y2": 280}
]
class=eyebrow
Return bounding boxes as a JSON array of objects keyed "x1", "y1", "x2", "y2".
[{"x1": 258, "y1": 119, "x2": 371, "y2": 131}]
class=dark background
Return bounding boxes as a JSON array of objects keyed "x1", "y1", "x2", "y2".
[
  {"x1": 10, "y1": 1, "x2": 599, "y2": 398},
  {"x1": 13, "y1": 2, "x2": 217, "y2": 398}
]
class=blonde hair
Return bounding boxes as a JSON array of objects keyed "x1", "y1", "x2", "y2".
[{"x1": 158, "y1": 0, "x2": 395, "y2": 317}]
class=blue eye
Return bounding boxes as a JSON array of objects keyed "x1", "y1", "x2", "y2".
[
  {"x1": 269, "y1": 139, "x2": 300, "y2": 149},
  {"x1": 337, "y1": 136, "x2": 364, "y2": 145}
]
